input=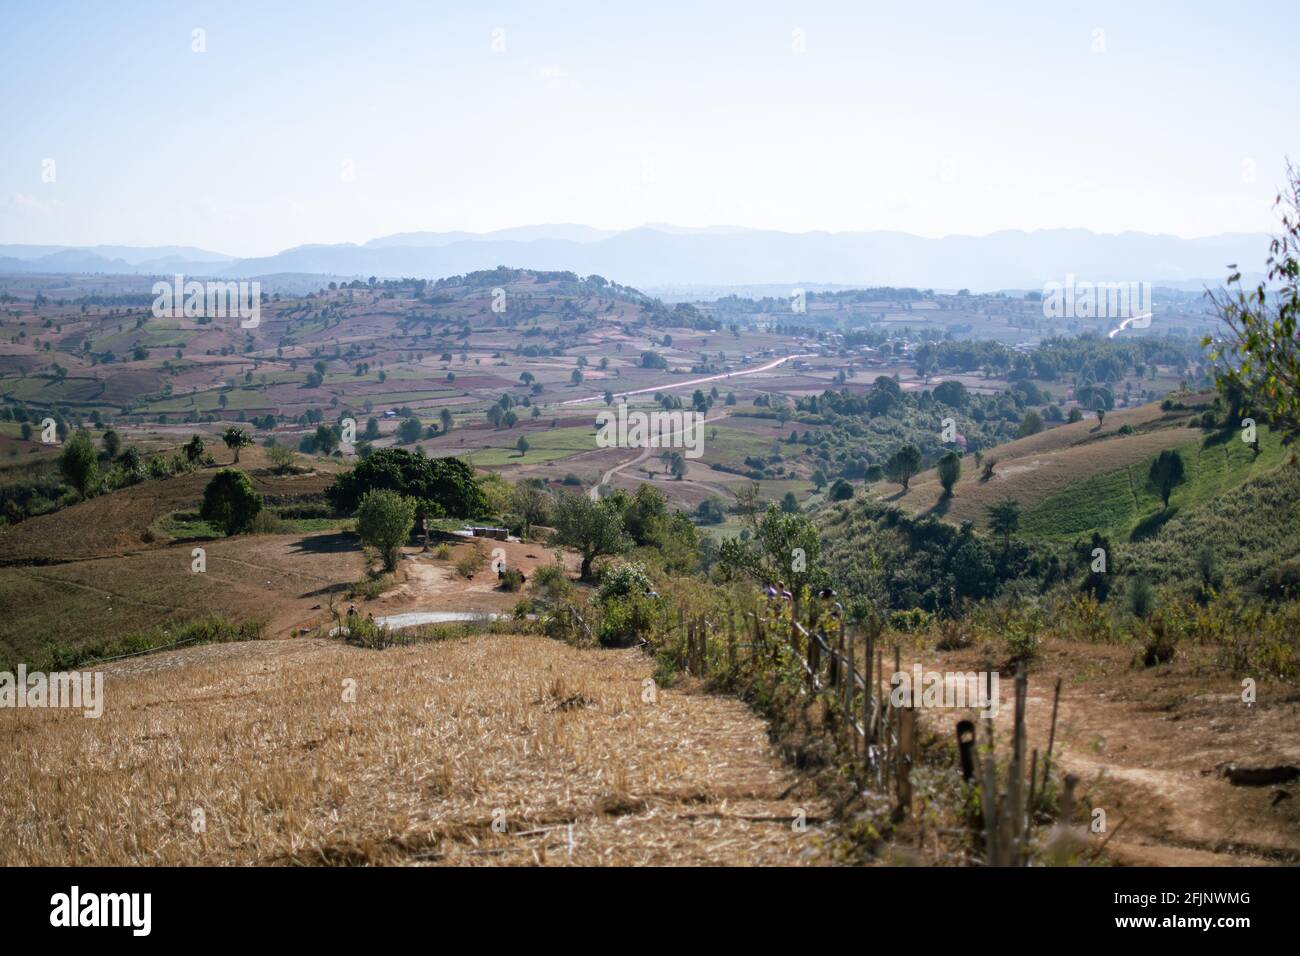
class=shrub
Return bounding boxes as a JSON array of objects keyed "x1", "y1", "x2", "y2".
[
  {"x1": 267, "y1": 444, "x2": 296, "y2": 474},
  {"x1": 249, "y1": 509, "x2": 288, "y2": 534},
  {"x1": 597, "y1": 592, "x2": 661, "y2": 647},
  {"x1": 1139, "y1": 615, "x2": 1178, "y2": 667},
  {"x1": 531, "y1": 562, "x2": 571, "y2": 604},
  {"x1": 454, "y1": 546, "x2": 487, "y2": 579},
  {"x1": 1128, "y1": 575, "x2": 1156, "y2": 618},
  {"x1": 597, "y1": 561, "x2": 653, "y2": 603}
]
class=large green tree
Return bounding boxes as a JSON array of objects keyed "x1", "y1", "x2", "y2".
[
  {"x1": 550, "y1": 492, "x2": 629, "y2": 581},
  {"x1": 201, "y1": 469, "x2": 262, "y2": 535},
  {"x1": 356, "y1": 490, "x2": 416, "y2": 571},
  {"x1": 328, "y1": 448, "x2": 488, "y2": 517}
]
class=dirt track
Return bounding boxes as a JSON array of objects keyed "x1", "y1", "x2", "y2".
[{"x1": 906, "y1": 641, "x2": 1300, "y2": 866}]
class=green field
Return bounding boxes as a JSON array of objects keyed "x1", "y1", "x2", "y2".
[
  {"x1": 1020, "y1": 426, "x2": 1285, "y2": 541},
  {"x1": 461, "y1": 425, "x2": 599, "y2": 466},
  {"x1": 139, "y1": 387, "x2": 277, "y2": 413}
]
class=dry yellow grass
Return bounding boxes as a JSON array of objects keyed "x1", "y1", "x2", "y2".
[{"x1": 0, "y1": 635, "x2": 828, "y2": 866}]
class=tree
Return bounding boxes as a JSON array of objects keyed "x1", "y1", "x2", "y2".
[
  {"x1": 668, "y1": 452, "x2": 687, "y2": 480},
  {"x1": 1147, "y1": 449, "x2": 1186, "y2": 509},
  {"x1": 267, "y1": 444, "x2": 296, "y2": 474},
  {"x1": 60, "y1": 429, "x2": 98, "y2": 496},
  {"x1": 397, "y1": 417, "x2": 423, "y2": 444},
  {"x1": 183, "y1": 434, "x2": 205, "y2": 463},
  {"x1": 1017, "y1": 409, "x2": 1044, "y2": 438},
  {"x1": 328, "y1": 448, "x2": 488, "y2": 517},
  {"x1": 516, "y1": 436, "x2": 530, "y2": 456},
  {"x1": 933, "y1": 379, "x2": 969, "y2": 408},
  {"x1": 885, "y1": 444, "x2": 922, "y2": 490},
  {"x1": 200, "y1": 468, "x2": 262, "y2": 535},
  {"x1": 221, "y1": 427, "x2": 252, "y2": 463},
  {"x1": 828, "y1": 478, "x2": 854, "y2": 501},
  {"x1": 439, "y1": 408, "x2": 453, "y2": 434},
  {"x1": 1206, "y1": 162, "x2": 1300, "y2": 440},
  {"x1": 937, "y1": 450, "x2": 961, "y2": 497},
  {"x1": 101, "y1": 429, "x2": 121, "y2": 459},
  {"x1": 355, "y1": 489, "x2": 416, "y2": 571},
  {"x1": 779, "y1": 491, "x2": 800, "y2": 514},
  {"x1": 314, "y1": 424, "x2": 340, "y2": 455},
  {"x1": 511, "y1": 479, "x2": 552, "y2": 538},
  {"x1": 550, "y1": 492, "x2": 628, "y2": 580},
  {"x1": 986, "y1": 497, "x2": 1021, "y2": 551},
  {"x1": 413, "y1": 498, "x2": 446, "y2": 550}
]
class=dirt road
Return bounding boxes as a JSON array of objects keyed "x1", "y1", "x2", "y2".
[{"x1": 561, "y1": 353, "x2": 818, "y2": 407}]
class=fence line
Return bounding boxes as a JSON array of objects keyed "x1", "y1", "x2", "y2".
[{"x1": 676, "y1": 597, "x2": 1061, "y2": 865}]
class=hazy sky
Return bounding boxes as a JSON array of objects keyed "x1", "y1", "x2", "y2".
[{"x1": 1, "y1": 0, "x2": 1295, "y2": 257}]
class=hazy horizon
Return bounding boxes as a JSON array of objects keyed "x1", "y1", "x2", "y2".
[{"x1": 2, "y1": 0, "x2": 1296, "y2": 257}]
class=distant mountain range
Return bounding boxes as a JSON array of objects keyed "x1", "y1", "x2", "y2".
[{"x1": 0, "y1": 226, "x2": 1266, "y2": 292}]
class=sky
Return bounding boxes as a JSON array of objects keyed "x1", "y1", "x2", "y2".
[{"x1": 0, "y1": 0, "x2": 1295, "y2": 257}]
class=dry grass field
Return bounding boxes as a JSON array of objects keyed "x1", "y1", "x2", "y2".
[{"x1": 0, "y1": 634, "x2": 829, "y2": 866}]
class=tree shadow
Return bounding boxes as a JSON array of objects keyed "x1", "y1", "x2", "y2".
[
  {"x1": 925, "y1": 493, "x2": 953, "y2": 517},
  {"x1": 1201, "y1": 428, "x2": 1234, "y2": 449},
  {"x1": 1129, "y1": 506, "x2": 1179, "y2": 543},
  {"x1": 289, "y1": 531, "x2": 357, "y2": 555}
]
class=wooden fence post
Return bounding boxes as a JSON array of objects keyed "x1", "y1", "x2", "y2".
[
  {"x1": 956, "y1": 720, "x2": 976, "y2": 782},
  {"x1": 843, "y1": 621, "x2": 855, "y2": 757},
  {"x1": 896, "y1": 701, "x2": 915, "y2": 820}
]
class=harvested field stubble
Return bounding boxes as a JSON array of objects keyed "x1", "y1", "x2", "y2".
[{"x1": 0, "y1": 634, "x2": 826, "y2": 866}]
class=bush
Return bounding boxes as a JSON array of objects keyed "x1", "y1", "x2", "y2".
[
  {"x1": 249, "y1": 509, "x2": 288, "y2": 534},
  {"x1": 1128, "y1": 575, "x2": 1156, "y2": 618},
  {"x1": 267, "y1": 444, "x2": 296, "y2": 474},
  {"x1": 598, "y1": 592, "x2": 661, "y2": 647},
  {"x1": 454, "y1": 546, "x2": 487, "y2": 578},
  {"x1": 498, "y1": 568, "x2": 524, "y2": 591},
  {"x1": 1139, "y1": 615, "x2": 1178, "y2": 667},
  {"x1": 531, "y1": 562, "x2": 572, "y2": 604},
  {"x1": 597, "y1": 561, "x2": 653, "y2": 603}
]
